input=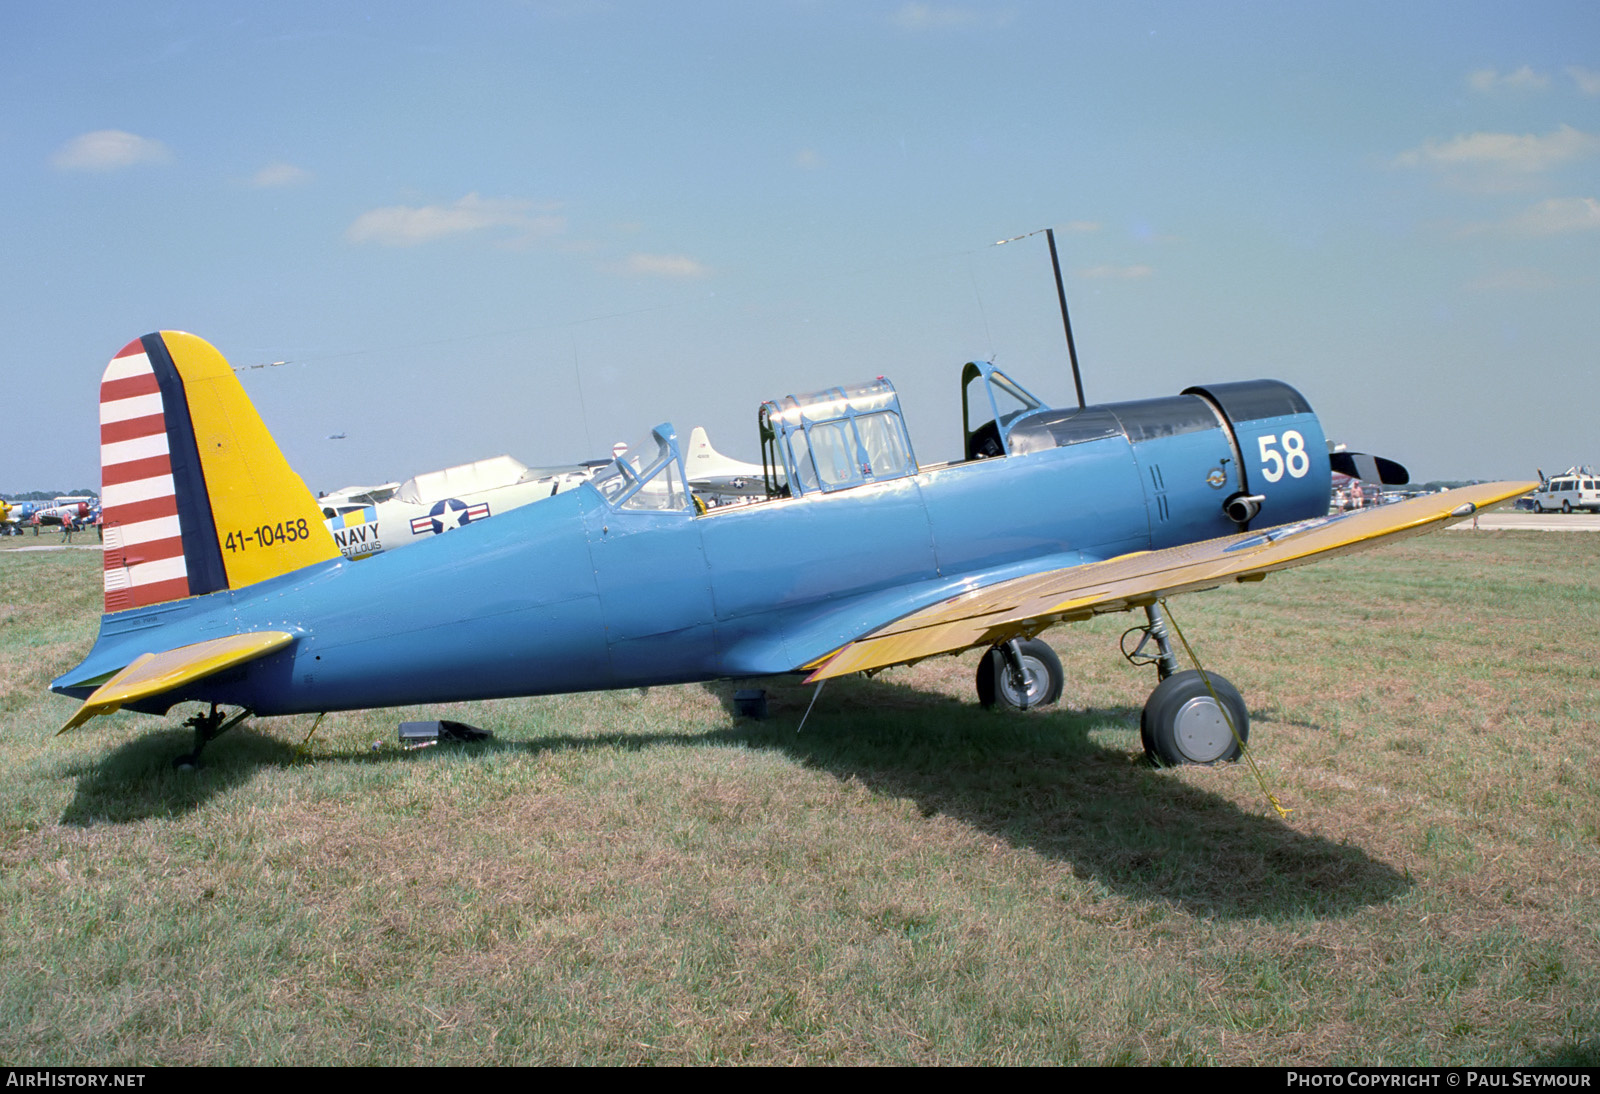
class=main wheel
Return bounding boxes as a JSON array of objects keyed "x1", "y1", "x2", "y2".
[
  {"x1": 1564, "y1": 501, "x2": 1573, "y2": 514},
  {"x1": 1140, "y1": 669, "x2": 1249, "y2": 766},
  {"x1": 976, "y1": 639, "x2": 1064, "y2": 710}
]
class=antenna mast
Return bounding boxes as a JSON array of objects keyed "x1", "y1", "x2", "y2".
[{"x1": 996, "y1": 227, "x2": 1086, "y2": 408}]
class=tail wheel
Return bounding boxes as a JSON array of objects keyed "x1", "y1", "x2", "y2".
[
  {"x1": 1140, "y1": 669, "x2": 1249, "y2": 766},
  {"x1": 170, "y1": 704, "x2": 250, "y2": 770},
  {"x1": 976, "y1": 638, "x2": 1064, "y2": 710}
]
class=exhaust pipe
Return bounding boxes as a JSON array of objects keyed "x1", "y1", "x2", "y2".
[{"x1": 1224, "y1": 492, "x2": 1265, "y2": 524}]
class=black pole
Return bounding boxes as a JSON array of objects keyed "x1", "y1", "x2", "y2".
[{"x1": 1045, "y1": 228, "x2": 1086, "y2": 409}]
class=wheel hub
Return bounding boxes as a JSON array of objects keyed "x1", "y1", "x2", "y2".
[
  {"x1": 998, "y1": 656, "x2": 1046, "y2": 707},
  {"x1": 1171, "y1": 695, "x2": 1235, "y2": 763}
]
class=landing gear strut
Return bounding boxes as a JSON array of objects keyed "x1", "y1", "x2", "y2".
[
  {"x1": 976, "y1": 637, "x2": 1064, "y2": 711},
  {"x1": 172, "y1": 704, "x2": 251, "y2": 769},
  {"x1": 1126, "y1": 602, "x2": 1248, "y2": 766}
]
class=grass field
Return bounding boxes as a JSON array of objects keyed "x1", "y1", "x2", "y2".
[{"x1": 1, "y1": 533, "x2": 1596, "y2": 1065}]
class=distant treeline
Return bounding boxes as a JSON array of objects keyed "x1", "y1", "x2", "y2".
[{"x1": 2, "y1": 489, "x2": 99, "y2": 501}]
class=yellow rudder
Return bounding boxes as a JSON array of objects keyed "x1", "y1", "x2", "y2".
[{"x1": 158, "y1": 331, "x2": 339, "y2": 588}]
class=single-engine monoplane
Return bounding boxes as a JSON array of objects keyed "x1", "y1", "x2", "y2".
[{"x1": 53, "y1": 332, "x2": 1533, "y2": 767}]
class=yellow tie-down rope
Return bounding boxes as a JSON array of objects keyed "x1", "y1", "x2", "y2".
[
  {"x1": 1158, "y1": 598, "x2": 1292, "y2": 821},
  {"x1": 295, "y1": 712, "x2": 327, "y2": 759}
]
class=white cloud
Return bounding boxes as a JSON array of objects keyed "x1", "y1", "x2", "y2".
[
  {"x1": 1501, "y1": 196, "x2": 1600, "y2": 237},
  {"x1": 51, "y1": 129, "x2": 171, "y2": 171},
  {"x1": 621, "y1": 253, "x2": 709, "y2": 278},
  {"x1": 251, "y1": 162, "x2": 312, "y2": 188},
  {"x1": 345, "y1": 193, "x2": 564, "y2": 246},
  {"x1": 1458, "y1": 196, "x2": 1600, "y2": 239},
  {"x1": 892, "y1": 3, "x2": 1011, "y2": 30},
  {"x1": 1468, "y1": 66, "x2": 1549, "y2": 93},
  {"x1": 1077, "y1": 264, "x2": 1153, "y2": 280},
  {"x1": 1394, "y1": 125, "x2": 1599, "y2": 182},
  {"x1": 794, "y1": 147, "x2": 824, "y2": 170},
  {"x1": 1568, "y1": 66, "x2": 1600, "y2": 96}
]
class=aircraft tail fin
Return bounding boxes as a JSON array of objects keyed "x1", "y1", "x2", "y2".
[
  {"x1": 685, "y1": 425, "x2": 767, "y2": 494},
  {"x1": 99, "y1": 332, "x2": 339, "y2": 613}
]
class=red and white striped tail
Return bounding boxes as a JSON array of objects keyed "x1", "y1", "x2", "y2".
[{"x1": 99, "y1": 339, "x2": 190, "y2": 612}]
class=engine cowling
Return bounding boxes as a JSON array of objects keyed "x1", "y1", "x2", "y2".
[
  {"x1": 1183, "y1": 380, "x2": 1332, "y2": 534},
  {"x1": 1005, "y1": 379, "x2": 1331, "y2": 548}
]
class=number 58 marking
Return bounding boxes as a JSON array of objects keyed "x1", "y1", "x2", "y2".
[{"x1": 1258, "y1": 430, "x2": 1309, "y2": 483}]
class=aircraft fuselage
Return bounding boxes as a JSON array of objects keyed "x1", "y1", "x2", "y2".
[{"x1": 58, "y1": 380, "x2": 1332, "y2": 717}]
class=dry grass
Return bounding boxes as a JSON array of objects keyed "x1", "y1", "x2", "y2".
[{"x1": 1, "y1": 533, "x2": 1596, "y2": 1064}]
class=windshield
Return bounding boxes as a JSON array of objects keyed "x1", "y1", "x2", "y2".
[{"x1": 590, "y1": 429, "x2": 689, "y2": 511}]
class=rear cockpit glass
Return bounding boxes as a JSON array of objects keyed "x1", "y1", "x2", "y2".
[
  {"x1": 762, "y1": 378, "x2": 918, "y2": 497},
  {"x1": 804, "y1": 420, "x2": 859, "y2": 489},
  {"x1": 856, "y1": 411, "x2": 915, "y2": 479}
]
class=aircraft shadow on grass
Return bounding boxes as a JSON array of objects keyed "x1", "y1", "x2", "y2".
[
  {"x1": 59, "y1": 727, "x2": 304, "y2": 826},
  {"x1": 696, "y1": 675, "x2": 1410, "y2": 921},
  {"x1": 60, "y1": 671, "x2": 1406, "y2": 921}
]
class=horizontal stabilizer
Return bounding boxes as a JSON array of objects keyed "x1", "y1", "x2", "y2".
[
  {"x1": 59, "y1": 631, "x2": 295, "y2": 733},
  {"x1": 1330, "y1": 452, "x2": 1409, "y2": 485},
  {"x1": 807, "y1": 480, "x2": 1536, "y2": 682}
]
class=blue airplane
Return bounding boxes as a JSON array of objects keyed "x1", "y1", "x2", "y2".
[{"x1": 53, "y1": 331, "x2": 1533, "y2": 768}]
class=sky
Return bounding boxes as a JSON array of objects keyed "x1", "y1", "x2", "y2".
[{"x1": 3, "y1": 0, "x2": 1596, "y2": 494}]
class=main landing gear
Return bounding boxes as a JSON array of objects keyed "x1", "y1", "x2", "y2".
[
  {"x1": 976, "y1": 637, "x2": 1065, "y2": 712},
  {"x1": 1123, "y1": 602, "x2": 1248, "y2": 766},
  {"x1": 972, "y1": 606, "x2": 1249, "y2": 767},
  {"x1": 172, "y1": 704, "x2": 251, "y2": 769}
]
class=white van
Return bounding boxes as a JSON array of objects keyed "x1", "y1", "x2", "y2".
[{"x1": 1533, "y1": 469, "x2": 1600, "y2": 513}]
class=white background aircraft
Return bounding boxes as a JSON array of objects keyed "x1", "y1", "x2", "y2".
[
  {"x1": 319, "y1": 453, "x2": 610, "y2": 560},
  {"x1": 320, "y1": 428, "x2": 767, "y2": 559}
]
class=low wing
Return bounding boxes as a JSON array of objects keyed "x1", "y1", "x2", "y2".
[
  {"x1": 59, "y1": 632, "x2": 295, "y2": 733},
  {"x1": 807, "y1": 480, "x2": 1536, "y2": 682}
]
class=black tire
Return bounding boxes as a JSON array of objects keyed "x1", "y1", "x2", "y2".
[
  {"x1": 976, "y1": 639, "x2": 1064, "y2": 710},
  {"x1": 1564, "y1": 501, "x2": 1573, "y2": 514},
  {"x1": 1140, "y1": 669, "x2": 1249, "y2": 766}
]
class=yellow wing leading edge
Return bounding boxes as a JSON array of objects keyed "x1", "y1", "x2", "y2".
[{"x1": 807, "y1": 480, "x2": 1538, "y2": 682}]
